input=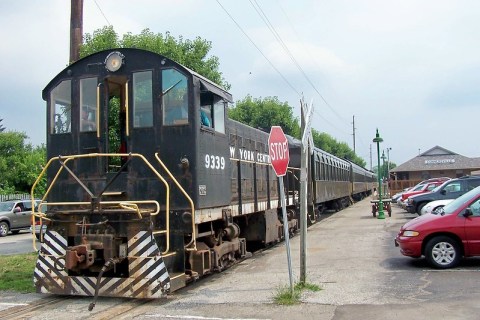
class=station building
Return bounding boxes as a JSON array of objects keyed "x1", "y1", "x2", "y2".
[{"x1": 390, "y1": 146, "x2": 480, "y2": 181}]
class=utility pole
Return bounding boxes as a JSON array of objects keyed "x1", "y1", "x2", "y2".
[
  {"x1": 70, "y1": 0, "x2": 84, "y2": 64},
  {"x1": 352, "y1": 115, "x2": 356, "y2": 154},
  {"x1": 370, "y1": 144, "x2": 372, "y2": 170}
]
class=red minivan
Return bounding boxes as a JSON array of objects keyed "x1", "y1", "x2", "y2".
[{"x1": 395, "y1": 185, "x2": 480, "y2": 268}]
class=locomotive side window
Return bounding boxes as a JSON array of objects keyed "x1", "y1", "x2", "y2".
[
  {"x1": 200, "y1": 92, "x2": 226, "y2": 133},
  {"x1": 213, "y1": 100, "x2": 225, "y2": 133},
  {"x1": 133, "y1": 71, "x2": 153, "y2": 128},
  {"x1": 80, "y1": 78, "x2": 97, "y2": 132},
  {"x1": 162, "y1": 69, "x2": 188, "y2": 126},
  {"x1": 50, "y1": 80, "x2": 72, "y2": 134}
]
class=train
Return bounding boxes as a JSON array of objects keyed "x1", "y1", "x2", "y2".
[{"x1": 32, "y1": 48, "x2": 376, "y2": 304}]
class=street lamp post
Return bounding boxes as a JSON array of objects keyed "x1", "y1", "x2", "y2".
[
  {"x1": 373, "y1": 129, "x2": 385, "y2": 219},
  {"x1": 381, "y1": 151, "x2": 386, "y2": 182},
  {"x1": 386, "y1": 147, "x2": 392, "y2": 180}
]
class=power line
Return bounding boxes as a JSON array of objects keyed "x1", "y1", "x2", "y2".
[
  {"x1": 248, "y1": 1, "x2": 350, "y2": 136},
  {"x1": 93, "y1": 0, "x2": 111, "y2": 26},
  {"x1": 215, "y1": 0, "x2": 301, "y2": 96},
  {"x1": 242, "y1": 1, "x2": 347, "y2": 135},
  {"x1": 274, "y1": 1, "x2": 349, "y2": 125}
]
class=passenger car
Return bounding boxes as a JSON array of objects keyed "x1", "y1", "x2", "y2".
[
  {"x1": 395, "y1": 186, "x2": 480, "y2": 268},
  {"x1": 400, "y1": 181, "x2": 444, "y2": 202},
  {"x1": 0, "y1": 199, "x2": 39, "y2": 237},
  {"x1": 406, "y1": 176, "x2": 480, "y2": 215},
  {"x1": 419, "y1": 199, "x2": 454, "y2": 215},
  {"x1": 392, "y1": 188, "x2": 411, "y2": 203}
]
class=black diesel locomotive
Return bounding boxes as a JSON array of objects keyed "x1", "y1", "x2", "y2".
[{"x1": 32, "y1": 48, "x2": 375, "y2": 300}]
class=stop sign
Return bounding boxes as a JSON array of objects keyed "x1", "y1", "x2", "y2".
[{"x1": 268, "y1": 126, "x2": 290, "y2": 176}]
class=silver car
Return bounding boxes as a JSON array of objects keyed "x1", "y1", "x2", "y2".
[{"x1": 0, "y1": 199, "x2": 39, "y2": 237}]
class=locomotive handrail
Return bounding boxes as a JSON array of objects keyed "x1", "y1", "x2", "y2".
[
  {"x1": 154, "y1": 153, "x2": 197, "y2": 251},
  {"x1": 31, "y1": 153, "x2": 171, "y2": 254},
  {"x1": 96, "y1": 84, "x2": 101, "y2": 139},
  {"x1": 119, "y1": 202, "x2": 143, "y2": 219}
]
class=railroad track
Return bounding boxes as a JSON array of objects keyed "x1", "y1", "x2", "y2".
[{"x1": 0, "y1": 294, "x2": 157, "y2": 320}]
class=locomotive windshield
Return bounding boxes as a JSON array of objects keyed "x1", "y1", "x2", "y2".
[
  {"x1": 162, "y1": 69, "x2": 188, "y2": 126},
  {"x1": 51, "y1": 80, "x2": 71, "y2": 134}
]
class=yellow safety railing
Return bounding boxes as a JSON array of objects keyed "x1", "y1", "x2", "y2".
[
  {"x1": 30, "y1": 153, "x2": 171, "y2": 254},
  {"x1": 154, "y1": 153, "x2": 197, "y2": 251}
]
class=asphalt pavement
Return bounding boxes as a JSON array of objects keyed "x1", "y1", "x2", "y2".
[
  {"x1": 0, "y1": 230, "x2": 37, "y2": 255},
  {"x1": 2, "y1": 198, "x2": 480, "y2": 319}
]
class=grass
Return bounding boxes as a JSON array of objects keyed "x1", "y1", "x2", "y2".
[
  {"x1": 0, "y1": 253, "x2": 37, "y2": 293},
  {"x1": 273, "y1": 281, "x2": 322, "y2": 305}
]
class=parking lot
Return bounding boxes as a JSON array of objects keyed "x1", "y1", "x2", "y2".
[{"x1": 2, "y1": 198, "x2": 480, "y2": 319}]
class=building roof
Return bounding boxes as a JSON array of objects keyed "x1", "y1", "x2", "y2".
[{"x1": 391, "y1": 145, "x2": 480, "y2": 172}]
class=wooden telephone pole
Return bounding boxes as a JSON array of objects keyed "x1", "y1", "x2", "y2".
[{"x1": 70, "y1": 0, "x2": 84, "y2": 64}]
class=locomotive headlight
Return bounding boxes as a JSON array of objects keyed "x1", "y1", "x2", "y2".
[{"x1": 105, "y1": 51, "x2": 124, "y2": 72}]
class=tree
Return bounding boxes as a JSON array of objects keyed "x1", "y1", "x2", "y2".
[
  {"x1": 229, "y1": 95, "x2": 301, "y2": 138},
  {"x1": 80, "y1": 26, "x2": 230, "y2": 90},
  {"x1": 373, "y1": 162, "x2": 397, "y2": 180},
  {"x1": 312, "y1": 129, "x2": 366, "y2": 167},
  {"x1": 0, "y1": 132, "x2": 46, "y2": 196}
]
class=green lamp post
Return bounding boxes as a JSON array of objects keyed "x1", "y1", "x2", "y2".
[
  {"x1": 373, "y1": 129, "x2": 385, "y2": 219},
  {"x1": 381, "y1": 151, "x2": 386, "y2": 182}
]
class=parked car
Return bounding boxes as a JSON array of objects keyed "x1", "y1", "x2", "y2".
[
  {"x1": 392, "y1": 188, "x2": 411, "y2": 203},
  {"x1": 395, "y1": 185, "x2": 480, "y2": 268},
  {"x1": 394, "y1": 178, "x2": 450, "y2": 206},
  {"x1": 397, "y1": 184, "x2": 427, "y2": 209},
  {"x1": 400, "y1": 181, "x2": 444, "y2": 202},
  {"x1": 406, "y1": 176, "x2": 480, "y2": 215},
  {"x1": 420, "y1": 199, "x2": 454, "y2": 215},
  {"x1": 0, "y1": 199, "x2": 39, "y2": 237}
]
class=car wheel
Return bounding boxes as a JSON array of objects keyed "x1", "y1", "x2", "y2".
[
  {"x1": 425, "y1": 236, "x2": 461, "y2": 269},
  {"x1": 0, "y1": 222, "x2": 9, "y2": 237},
  {"x1": 432, "y1": 205, "x2": 445, "y2": 215},
  {"x1": 416, "y1": 202, "x2": 427, "y2": 215}
]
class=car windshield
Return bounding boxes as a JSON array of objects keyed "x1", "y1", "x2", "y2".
[
  {"x1": 411, "y1": 184, "x2": 425, "y2": 192},
  {"x1": 440, "y1": 186, "x2": 480, "y2": 215},
  {"x1": 431, "y1": 181, "x2": 450, "y2": 193},
  {"x1": 0, "y1": 202, "x2": 15, "y2": 211}
]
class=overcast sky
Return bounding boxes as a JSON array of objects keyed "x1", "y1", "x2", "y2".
[{"x1": 1, "y1": 0, "x2": 479, "y2": 167}]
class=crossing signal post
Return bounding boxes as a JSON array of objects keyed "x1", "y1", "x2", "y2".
[{"x1": 300, "y1": 98, "x2": 314, "y2": 284}]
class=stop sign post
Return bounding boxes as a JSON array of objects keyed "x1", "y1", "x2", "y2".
[{"x1": 268, "y1": 126, "x2": 293, "y2": 294}]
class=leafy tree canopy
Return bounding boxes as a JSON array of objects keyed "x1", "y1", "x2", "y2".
[
  {"x1": 80, "y1": 26, "x2": 230, "y2": 90},
  {"x1": 373, "y1": 162, "x2": 397, "y2": 179},
  {"x1": 0, "y1": 132, "x2": 46, "y2": 196},
  {"x1": 229, "y1": 95, "x2": 301, "y2": 138},
  {"x1": 312, "y1": 130, "x2": 366, "y2": 167}
]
